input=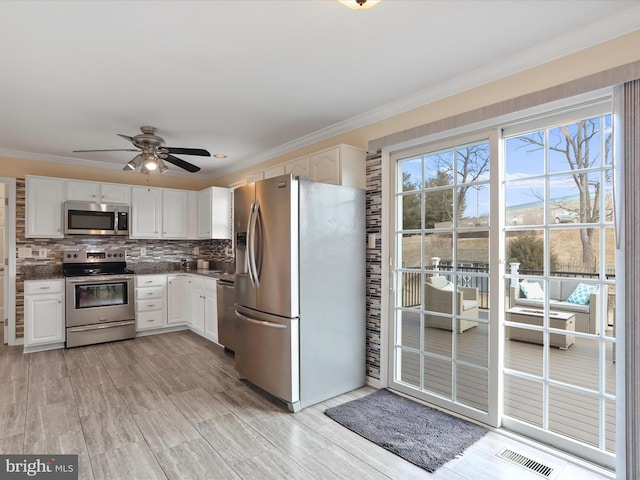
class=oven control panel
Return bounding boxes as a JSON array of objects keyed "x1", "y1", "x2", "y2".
[{"x1": 63, "y1": 248, "x2": 127, "y2": 263}]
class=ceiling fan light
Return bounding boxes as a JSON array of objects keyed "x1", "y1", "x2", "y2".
[
  {"x1": 339, "y1": 0, "x2": 380, "y2": 9},
  {"x1": 142, "y1": 152, "x2": 158, "y2": 171},
  {"x1": 124, "y1": 153, "x2": 143, "y2": 171},
  {"x1": 157, "y1": 158, "x2": 169, "y2": 174}
]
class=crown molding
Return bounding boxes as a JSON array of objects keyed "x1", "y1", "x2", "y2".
[{"x1": 210, "y1": 5, "x2": 640, "y2": 180}]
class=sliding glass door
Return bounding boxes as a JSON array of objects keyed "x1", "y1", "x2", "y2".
[
  {"x1": 390, "y1": 135, "x2": 493, "y2": 424},
  {"x1": 388, "y1": 97, "x2": 617, "y2": 468}
]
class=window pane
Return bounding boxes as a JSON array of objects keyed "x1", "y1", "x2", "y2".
[
  {"x1": 505, "y1": 132, "x2": 544, "y2": 177},
  {"x1": 505, "y1": 179, "x2": 544, "y2": 226},
  {"x1": 425, "y1": 189, "x2": 454, "y2": 229},
  {"x1": 399, "y1": 156, "x2": 422, "y2": 192},
  {"x1": 424, "y1": 150, "x2": 453, "y2": 186},
  {"x1": 455, "y1": 142, "x2": 490, "y2": 186},
  {"x1": 549, "y1": 118, "x2": 602, "y2": 173},
  {"x1": 399, "y1": 193, "x2": 422, "y2": 230},
  {"x1": 397, "y1": 309, "x2": 420, "y2": 350},
  {"x1": 423, "y1": 356, "x2": 452, "y2": 400},
  {"x1": 459, "y1": 185, "x2": 489, "y2": 227},
  {"x1": 424, "y1": 232, "x2": 452, "y2": 269},
  {"x1": 506, "y1": 230, "x2": 546, "y2": 276},
  {"x1": 398, "y1": 233, "x2": 421, "y2": 269}
]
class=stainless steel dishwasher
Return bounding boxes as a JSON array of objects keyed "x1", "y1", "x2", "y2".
[{"x1": 217, "y1": 278, "x2": 236, "y2": 352}]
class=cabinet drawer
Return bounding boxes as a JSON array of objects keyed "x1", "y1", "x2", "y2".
[
  {"x1": 136, "y1": 286, "x2": 164, "y2": 300},
  {"x1": 135, "y1": 275, "x2": 165, "y2": 288},
  {"x1": 137, "y1": 311, "x2": 163, "y2": 330},
  {"x1": 136, "y1": 299, "x2": 164, "y2": 311},
  {"x1": 24, "y1": 279, "x2": 63, "y2": 295}
]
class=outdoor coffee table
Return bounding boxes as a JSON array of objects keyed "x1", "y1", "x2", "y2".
[{"x1": 506, "y1": 307, "x2": 576, "y2": 350}]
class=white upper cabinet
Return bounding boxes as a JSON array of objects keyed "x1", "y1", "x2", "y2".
[
  {"x1": 131, "y1": 187, "x2": 162, "y2": 238},
  {"x1": 284, "y1": 157, "x2": 309, "y2": 178},
  {"x1": 264, "y1": 164, "x2": 285, "y2": 180},
  {"x1": 25, "y1": 176, "x2": 66, "y2": 238},
  {"x1": 100, "y1": 183, "x2": 131, "y2": 204},
  {"x1": 247, "y1": 144, "x2": 365, "y2": 188},
  {"x1": 197, "y1": 187, "x2": 231, "y2": 239},
  {"x1": 67, "y1": 180, "x2": 131, "y2": 204},
  {"x1": 161, "y1": 189, "x2": 188, "y2": 239}
]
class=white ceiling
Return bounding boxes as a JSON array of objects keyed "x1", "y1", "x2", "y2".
[{"x1": 1, "y1": 1, "x2": 639, "y2": 179}]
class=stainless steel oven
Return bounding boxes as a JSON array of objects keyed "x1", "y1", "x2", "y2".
[{"x1": 63, "y1": 248, "x2": 136, "y2": 348}]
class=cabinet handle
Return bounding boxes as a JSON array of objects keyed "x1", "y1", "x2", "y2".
[
  {"x1": 147, "y1": 304, "x2": 155, "y2": 307},
  {"x1": 146, "y1": 292, "x2": 154, "y2": 295},
  {"x1": 39, "y1": 286, "x2": 51, "y2": 290},
  {"x1": 147, "y1": 319, "x2": 154, "y2": 323},
  {"x1": 145, "y1": 281, "x2": 153, "y2": 284}
]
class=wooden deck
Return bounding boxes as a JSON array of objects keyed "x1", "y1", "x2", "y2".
[{"x1": 396, "y1": 309, "x2": 616, "y2": 453}]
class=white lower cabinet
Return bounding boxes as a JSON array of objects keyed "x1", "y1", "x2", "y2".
[
  {"x1": 136, "y1": 273, "x2": 220, "y2": 345},
  {"x1": 186, "y1": 276, "x2": 205, "y2": 333},
  {"x1": 135, "y1": 275, "x2": 167, "y2": 331},
  {"x1": 24, "y1": 279, "x2": 65, "y2": 350},
  {"x1": 167, "y1": 275, "x2": 188, "y2": 325},
  {"x1": 204, "y1": 278, "x2": 218, "y2": 343}
]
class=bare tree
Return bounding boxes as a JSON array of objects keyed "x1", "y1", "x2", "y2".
[{"x1": 518, "y1": 118, "x2": 611, "y2": 265}]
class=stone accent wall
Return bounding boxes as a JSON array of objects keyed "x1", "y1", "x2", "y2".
[
  {"x1": 365, "y1": 151, "x2": 382, "y2": 380},
  {"x1": 13, "y1": 179, "x2": 233, "y2": 339}
]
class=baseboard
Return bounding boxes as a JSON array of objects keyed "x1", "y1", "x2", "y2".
[{"x1": 366, "y1": 376, "x2": 383, "y2": 389}]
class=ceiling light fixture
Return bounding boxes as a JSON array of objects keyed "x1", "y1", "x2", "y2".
[
  {"x1": 142, "y1": 151, "x2": 158, "y2": 172},
  {"x1": 339, "y1": 0, "x2": 380, "y2": 9}
]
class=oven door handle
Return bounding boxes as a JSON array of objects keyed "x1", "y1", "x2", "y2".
[
  {"x1": 66, "y1": 275, "x2": 134, "y2": 283},
  {"x1": 67, "y1": 320, "x2": 135, "y2": 332}
]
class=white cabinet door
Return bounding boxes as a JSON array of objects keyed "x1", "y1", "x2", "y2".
[
  {"x1": 162, "y1": 190, "x2": 188, "y2": 239},
  {"x1": 67, "y1": 181, "x2": 131, "y2": 204},
  {"x1": 100, "y1": 184, "x2": 131, "y2": 204},
  {"x1": 24, "y1": 280, "x2": 64, "y2": 347},
  {"x1": 285, "y1": 157, "x2": 309, "y2": 178},
  {"x1": 198, "y1": 187, "x2": 231, "y2": 239},
  {"x1": 66, "y1": 180, "x2": 99, "y2": 201},
  {"x1": 309, "y1": 147, "x2": 340, "y2": 185},
  {"x1": 204, "y1": 279, "x2": 218, "y2": 343},
  {"x1": 246, "y1": 171, "x2": 264, "y2": 184},
  {"x1": 167, "y1": 275, "x2": 186, "y2": 325},
  {"x1": 264, "y1": 164, "x2": 285, "y2": 179},
  {"x1": 25, "y1": 176, "x2": 66, "y2": 238},
  {"x1": 197, "y1": 189, "x2": 212, "y2": 238},
  {"x1": 131, "y1": 187, "x2": 162, "y2": 238},
  {"x1": 186, "y1": 277, "x2": 205, "y2": 332}
]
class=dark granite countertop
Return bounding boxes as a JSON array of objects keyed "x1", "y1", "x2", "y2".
[{"x1": 20, "y1": 262, "x2": 235, "y2": 283}]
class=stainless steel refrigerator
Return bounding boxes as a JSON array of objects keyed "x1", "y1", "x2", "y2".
[{"x1": 234, "y1": 174, "x2": 365, "y2": 412}]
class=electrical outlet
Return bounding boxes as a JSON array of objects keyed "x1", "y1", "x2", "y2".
[
  {"x1": 140, "y1": 247, "x2": 146, "y2": 256},
  {"x1": 39, "y1": 248, "x2": 48, "y2": 258},
  {"x1": 18, "y1": 247, "x2": 32, "y2": 258},
  {"x1": 193, "y1": 246, "x2": 199, "y2": 255}
]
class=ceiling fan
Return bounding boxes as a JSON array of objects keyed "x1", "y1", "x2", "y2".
[{"x1": 73, "y1": 126, "x2": 210, "y2": 174}]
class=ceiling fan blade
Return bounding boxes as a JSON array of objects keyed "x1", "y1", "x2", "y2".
[
  {"x1": 165, "y1": 147, "x2": 211, "y2": 157},
  {"x1": 164, "y1": 154, "x2": 201, "y2": 173},
  {"x1": 117, "y1": 134, "x2": 135, "y2": 143},
  {"x1": 73, "y1": 149, "x2": 140, "y2": 153}
]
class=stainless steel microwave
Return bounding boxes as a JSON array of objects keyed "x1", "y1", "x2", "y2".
[{"x1": 64, "y1": 201, "x2": 130, "y2": 236}]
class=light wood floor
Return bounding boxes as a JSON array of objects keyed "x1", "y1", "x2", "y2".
[{"x1": 0, "y1": 331, "x2": 612, "y2": 479}]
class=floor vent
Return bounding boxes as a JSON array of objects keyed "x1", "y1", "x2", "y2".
[{"x1": 497, "y1": 448, "x2": 554, "y2": 478}]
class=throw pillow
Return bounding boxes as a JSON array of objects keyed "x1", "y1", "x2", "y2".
[
  {"x1": 441, "y1": 282, "x2": 455, "y2": 291},
  {"x1": 520, "y1": 281, "x2": 544, "y2": 300},
  {"x1": 566, "y1": 283, "x2": 598, "y2": 305}
]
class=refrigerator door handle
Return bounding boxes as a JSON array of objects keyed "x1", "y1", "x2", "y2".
[
  {"x1": 248, "y1": 200, "x2": 261, "y2": 288},
  {"x1": 235, "y1": 310, "x2": 287, "y2": 329},
  {"x1": 246, "y1": 201, "x2": 257, "y2": 287}
]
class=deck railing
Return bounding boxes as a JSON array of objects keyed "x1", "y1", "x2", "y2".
[{"x1": 400, "y1": 264, "x2": 615, "y2": 312}]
